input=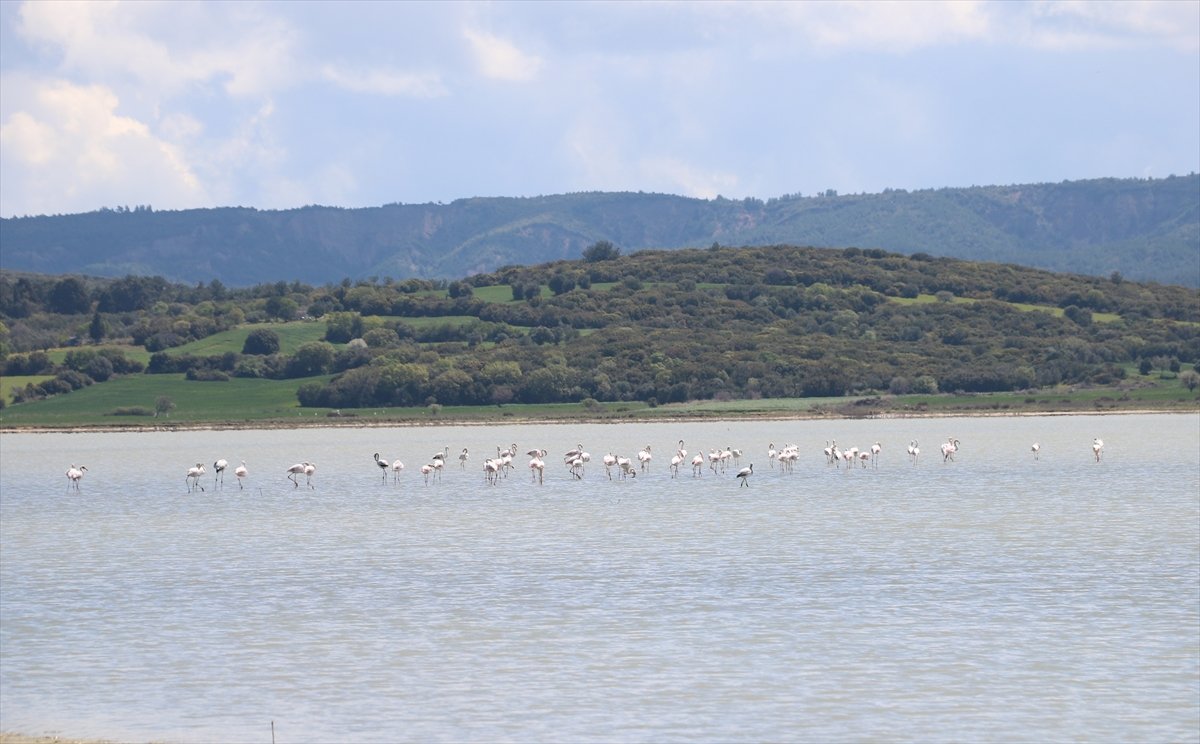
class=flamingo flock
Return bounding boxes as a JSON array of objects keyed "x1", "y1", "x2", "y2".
[{"x1": 58, "y1": 434, "x2": 1110, "y2": 495}]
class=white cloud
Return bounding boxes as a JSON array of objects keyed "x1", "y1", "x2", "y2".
[
  {"x1": 0, "y1": 79, "x2": 207, "y2": 215},
  {"x1": 1018, "y1": 0, "x2": 1200, "y2": 52},
  {"x1": 639, "y1": 157, "x2": 740, "y2": 200},
  {"x1": 16, "y1": 0, "x2": 299, "y2": 98},
  {"x1": 321, "y1": 64, "x2": 448, "y2": 98},
  {"x1": 463, "y1": 27, "x2": 543, "y2": 81}
]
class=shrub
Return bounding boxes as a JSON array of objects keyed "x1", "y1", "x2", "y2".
[{"x1": 243, "y1": 328, "x2": 281, "y2": 355}]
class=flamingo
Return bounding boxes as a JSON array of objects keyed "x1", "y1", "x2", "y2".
[
  {"x1": 432, "y1": 457, "x2": 445, "y2": 482},
  {"x1": 421, "y1": 463, "x2": 435, "y2": 485},
  {"x1": 483, "y1": 459, "x2": 499, "y2": 485},
  {"x1": 286, "y1": 462, "x2": 307, "y2": 488},
  {"x1": 730, "y1": 447, "x2": 742, "y2": 467},
  {"x1": 870, "y1": 442, "x2": 882, "y2": 467},
  {"x1": 669, "y1": 452, "x2": 684, "y2": 478},
  {"x1": 768, "y1": 442, "x2": 778, "y2": 469},
  {"x1": 1092, "y1": 438, "x2": 1104, "y2": 462},
  {"x1": 234, "y1": 461, "x2": 248, "y2": 489},
  {"x1": 908, "y1": 441, "x2": 920, "y2": 465},
  {"x1": 618, "y1": 456, "x2": 637, "y2": 480},
  {"x1": 213, "y1": 458, "x2": 228, "y2": 488},
  {"x1": 691, "y1": 454, "x2": 704, "y2": 477},
  {"x1": 858, "y1": 450, "x2": 871, "y2": 468},
  {"x1": 186, "y1": 463, "x2": 206, "y2": 492},
  {"x1": 736, "y1": 463, "x2": 753, "y2": 487},
  {"x1": 529, "y1": 449, "x2": 546, "y2": 484},
  {"x1": 1031, "y1": 443, "x2": 1040, "y2": 461},
  {"x1": 458, "y1": 448, "x2": 469, "y2": 469},
  {"x1": 65, "y1": 464, "x2": 87, "y2": 492},
  {"x1": 602, "y1": 452, "x2": 617, "y2": 480},
  {"x1": 637, "y1": 445, "x2": 652, "y2": 472},
  {"x1": 373, "y1": 453, "x2": 389, "y2": 482},
  {"x1": 941, "y1": 438, "x2": 959, "y2": 463},
  {"x1": 303, "y1": 462, "x2": 316, "y2": 488},
  {"x1": 391, "y1": 459, "x2": 405, "y2": 482},
  {"x1": 568, "y1": 455, "x2": 586, "y2": 480},
  {"x1": 676, "y1": 440, "x2": 687, "y2": 460}
]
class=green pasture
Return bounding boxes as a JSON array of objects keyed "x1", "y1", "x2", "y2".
[
  {"x1": 1, "y1": 374, "x2": 54, "y2": 401},
  {"x1": 167, "y1": 321, "x2": 328, "y2": 357},
  {"x1": 44, "y1": 344, "x2": 153, "y2": 365},
  {"x1": 890, "y1": 294, "x2": 1121, "y2": 323},
  {"x1": 0, "y1": 373, "x2": 332, "y2": 427}
]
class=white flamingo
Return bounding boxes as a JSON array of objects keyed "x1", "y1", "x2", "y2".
[
  {"x1": 458, "y1": 448, "x2": 469, "y2": 469},
  {"x1": 736, "y1": 463, "x2": 754, "y2": 487},
  {"x1": 602, "y1": 452, "x2": 617, "y2": 480},
  {"x1": 638, "y1": 445, "x2": 652, "y2": 472},
  {"x1": 1092, "y1": 438, "x2": 1104, "y2": 462},
  {"x1": 391, "y1": 459, "x2": 405, "y2": 482},
  {"x1": 941, "y1": 438, "x2": 959, "y2": 463},
  {"x1": 676, "y1": 440, "x2": 687, "y2": 460},
  {"x1": 529, "y1": 449, "x2": 547, "y2": 484},
  {"x1": 483, "y1": 459, "x2": 499, "y2": 486},
  {"x1": 909, "y1": 441, "x2": 920, "y2": 465},
  {"x1": 303, "y1": 462, "x2": 316, "y2": 488},
  {"x1": 568, "y1": 455, "x2": 586, "y2": 480},
  {"x1": 768, "y1": 442, "x2": 778, "y2": 469},
  {"x1": 691, "y1": 454, "x2": 704, "y2": 477},
  {"x1": 66, "y1": 464, "x2": 87, "y2": 492},
  {"x1": 616, "y1": 455, "x2": 634, "y2": 480},
  {"x1": 373, "y1": 453, "x2": 390, "y2": 482},
  {"x1": 286, "y1": 462, "x2": 307, "y2": 488},
  {"x1": 186, "y1": 463, "x2": 206, "y2": 492},
  {"x1": 213, "y1": 458, "x2": 228, "y2": 488},
  {"x1": 234, "y1": 461, "x2": 248, "y2": 489},
  {"x1": 420, "y1": 463, "x2": 435, "y2": 485},
  {"x1": 870, "y1": 442, "x2": 882, "y2": 467},
  {"x1": 1031, "y1": 443, "x2": 1040, "y2": 461},
  {"x1": 669, "y1": 452, "x2": 684, "y2": 478}
]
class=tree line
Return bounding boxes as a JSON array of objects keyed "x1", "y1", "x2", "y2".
[{"x1": 1, "y1": 243, "x2": 1197, "y2": 409}]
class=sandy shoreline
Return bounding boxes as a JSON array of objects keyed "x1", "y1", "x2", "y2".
[
  {"x1": 0, "y1": 406, "x2": 1194, "y2": 436},
  {"x1": 0, "y1": 735, "x2": 126, "y2": 744}
]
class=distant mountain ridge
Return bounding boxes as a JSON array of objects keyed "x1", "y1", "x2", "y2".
[{"x1": 2, "y1": 175, "x2": 1197, "y2": 287}]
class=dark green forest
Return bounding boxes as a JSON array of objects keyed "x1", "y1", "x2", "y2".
[
  {"x1": 2, "y1": 175, "x2": 1197, "y2": 287},
  {"x1": 2, "y1": 243, "x2": 1198, "y2": 412}
]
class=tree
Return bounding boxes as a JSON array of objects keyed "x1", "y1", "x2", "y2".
[
  {"x1": 1181, "y1": 370, "x2": 1200, "y2": 392},
  {"x1": 49, "y1": 278, "x2": 91, "y2": 314},
  {"x1": 154, "y1": 395, "x2": 175, "y2": 417},
  {"x1": 88, "y1": 311, "x2": 105, "y2": 343},
  {"x1": 582, "y1": 240, "x2": 620, "y2": 262},
  {"x1": 264, "y1": 296, "x2": 298, "y2": 321},
  {"x1": 243, "y1": 329, "x2": 281, "y2": 355}
]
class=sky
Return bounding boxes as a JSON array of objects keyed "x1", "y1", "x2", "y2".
[{"x1": 1, "y1": 0, "x2": 1197, "y2": 218}]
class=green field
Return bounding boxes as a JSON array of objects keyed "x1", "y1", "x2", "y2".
[
  {"x1": 0, "y1": 373, "x2": 333, "y2": 427},
  {"x1": 890, "y1": 294, "x2": 1121, "y2": 323},
  {"x1": 3, "y1": 373, "x2": 1194, "y2": 429},
  {"x1": 167, "y1": 321, "x2": 328, "y2": 356},
  {"x1": 0, "y1": 374, "x2": 54, "y2": 401},
  {"x1": 44, "y1": 344, "x2": 153, "y2": 365}
]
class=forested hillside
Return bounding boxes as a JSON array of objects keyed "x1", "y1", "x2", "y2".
[
  {"x1": 2, "y1": 245, "x2": 1197, "y2": 419},
  {"x1": 2, "y1": 175, "x2": 1196, "y2": 288}
]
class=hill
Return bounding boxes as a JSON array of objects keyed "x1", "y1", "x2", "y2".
[
  {"x1": 2, "y1": 244, "x2": 1197, "y2": 427},
  {"x1": 1, "y1": 175, "x2": 1197, "y2": 288}
]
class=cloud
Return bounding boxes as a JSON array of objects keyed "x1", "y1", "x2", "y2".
[
  {"x1": 16, "y1": 0, "x2": 299, "y2": 98},
  {"x1": 744, "y1": 0, "x2": 1197, "y2": 54},
  {"x1": 320, "y1": 64, "x2": 448, "y2": 98},
  {"x1": 0, "y1": 78, "x2": 207, "y2": 215},
  {"x1": 463, "y1": 27, "x2": 543, "y2": 81}
]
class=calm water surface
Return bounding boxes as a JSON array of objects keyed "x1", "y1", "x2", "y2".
[{"x1": 2, "y1": 414, "x2": 1198, "y2": 743}]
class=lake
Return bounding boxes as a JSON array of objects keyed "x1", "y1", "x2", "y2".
[{"x1": 1, "y1": 414, "x2": 1198, "y2": 743}]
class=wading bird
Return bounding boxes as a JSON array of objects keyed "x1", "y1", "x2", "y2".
[
  {"x1": 234, "y1": 461, "x2": 248, "y2": 489},
  {"x1": 736, "y1": 463, "x2": 754, "y2": 487},
  {"x1": 187, "y1": 463, "x2": 206, "y2": 492},
  {"x1": 213, "y1": 458, "x2": 228, "y2": 488},
  {"x1": 1092, "y1": 438, "x2": 1104, "y2": 462},
  {"x1": 373, "y1": 453, "x2": 390, "y2": 482},
  {"x1": 66, "y1": 464, "x2": 87, "y2": 492},
  {"x1": 1031, "y1": 443, "x2": 1040, "y2": 461}
]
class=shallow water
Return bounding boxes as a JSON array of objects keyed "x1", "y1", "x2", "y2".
[{"x1": 2, "y1": 414, "x2": 1198, "y2": 743}]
